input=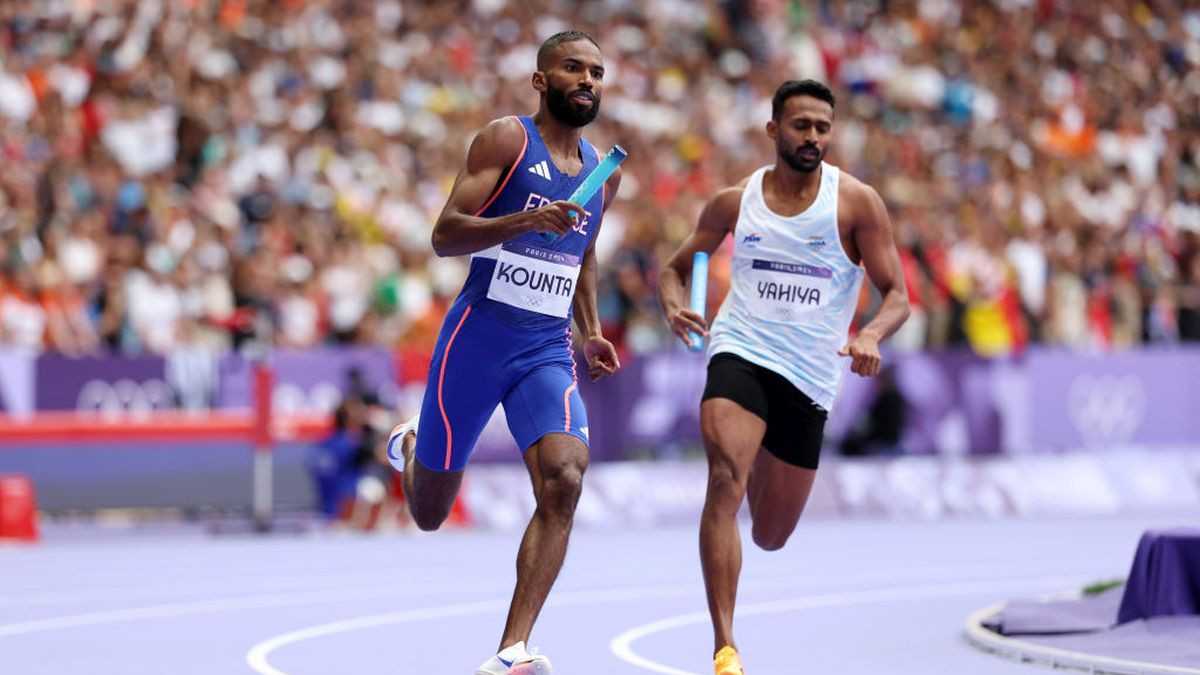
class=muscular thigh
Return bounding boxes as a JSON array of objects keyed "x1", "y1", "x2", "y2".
[
  {"x1": 414, "y1": 304, "x2": 508, "y2": 472},
  {"x1": 748, "y1": 448, "x2": 816, "y2": 530},
  {"x1": 701, "y1": 354, "x2": 771, "y2": 479},
  {"x1": 746, "y1": 365, "x2": 824, "y2": 535}
]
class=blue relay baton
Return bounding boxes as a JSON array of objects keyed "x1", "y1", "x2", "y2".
[
  {"x1": 543, "y1": 144, "x2": 628, "y2": 241},
  {"x1": 688, "y1": 251, "x2": 709, "y2": 351}
]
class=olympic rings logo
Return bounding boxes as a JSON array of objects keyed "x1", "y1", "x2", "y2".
[
  {"x1": 76, "y1": 379, "x2": 175, "y2": 417},
  {"x1": 1067, "y1": 374, "x2": 1147, "y2": 445},
  {"x1": 72, "y1": 379, "x2": 388, "y2": 416},
  {"x1": 272, "y1": 383, "x2": 344, "y2": 414}
]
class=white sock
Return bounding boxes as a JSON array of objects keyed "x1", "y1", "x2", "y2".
[{"x1": 497, "y1": 641, "x2": 528, "y2": 661}]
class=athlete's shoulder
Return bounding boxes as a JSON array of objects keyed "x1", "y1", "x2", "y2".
[
  {"x1": 480, "y1": 115, "x2": 527, "y2": 142},
  {"x1": 717, "y1": 169, "x2": 760, "y2": 202},
  {"x1": 835, "y1": 166, "x2": 888, "y2": 228},
  {"x1": 696, "y1": 184, "x2": 746, "y2": 233},
  {"x1": 465, "y1": 116, "x2": 529, "y2": 171},
  {"x1": 733, "y1": 170, "x2": 758, "y2": 189},
  {"x1": 713, "y1": 184, "x2": 747, "y2": 212},
  {"x1": 835, "y1": 167, "x2": 880, "y2": 204}
]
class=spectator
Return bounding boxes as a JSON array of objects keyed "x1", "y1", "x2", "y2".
[
  {"x1": 0, "y1": 0, "x2": 1196, "y2": 359},
  {"x1": 307, "y1": 395, "x2": 369, "y2": 520},
  {"x1": 839, "y1": 365, "x2": 908, "y2": 457},
  {"x1": 0, "y1": 263, "x2": 45, "y2": 352},
  {"x1": 1179, "y1": 253, "x2": 1200, "y2": 341}
]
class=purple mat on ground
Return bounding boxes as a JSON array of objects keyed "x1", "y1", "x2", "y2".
[
  {"x1": 1118, "y1": 528, "x2": 1200, "y2": 624},
  {"x1": 982, "y1": 527, "x2": 1200, "y2": 670},
  {"x1": 986, "y1": 588, "x2": 1121, "y2": 635},
  {"x1": 1023, "y1": 616, "x2": 1200, "y2": 669}
]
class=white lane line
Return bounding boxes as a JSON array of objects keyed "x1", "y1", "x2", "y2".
[
  {"x1": 609, "y1": 575, "x2": 1088, "y2": 675},
  {"x1": 0, "y1": 566, "x2": 490, "y2": 608},
  {"x1": 246, "y1": 598, "x2": 512, "y2": 675},
  {"x1": 0, "y1": 578, "x2": 509, "y2": 639},
  {"x1": 0, "y1": 559, "x2": 1102, "y2": 673},
  {"x1": 0, "y1": 577, "x2": 420, "y2": 608},
  {"x1": 243, "y1": 582, "x2": 705, "y2": 675},
  {"x1": 0, "y1": 587, "x2": 402, "y2": 638},
  {"x1": 244, "y1": 572, "x2": 1089, "y2": 675},
  {"x1": 0, "y1": 557, "x2": 1066, "y2": 638}
]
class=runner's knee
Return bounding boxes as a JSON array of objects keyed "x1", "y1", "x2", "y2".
[
  {"x1": 409, "y1": 498, "x2": 453, "y2": 531},
  {"x1": 537, "y1": 459, "x2": 584, "y2": 517},
  {"x1": 705, "y1": 455, "x2": 747, "y2": 511},
  {"x1": 750, "y1": 519, "x2": 794, "y2": 551},
  {"x1": 406, "y1": 468, "x2": 461, "y2": 531}
]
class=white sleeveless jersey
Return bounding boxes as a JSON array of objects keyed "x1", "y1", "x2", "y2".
[{"x1": 707, "y1": 163, "x2": 865, "y2": 411}]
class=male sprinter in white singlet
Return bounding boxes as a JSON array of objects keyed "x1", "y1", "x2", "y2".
[{"x1": 658, "y1": 79, "x2": 910, "y2": 675}]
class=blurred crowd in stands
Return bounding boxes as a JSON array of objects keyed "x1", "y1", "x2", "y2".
[{"x1": 2, "y1": 0, "x2": 1199, "y2": 370}]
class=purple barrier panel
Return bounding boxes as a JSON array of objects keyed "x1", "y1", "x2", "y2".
[
  {"x1": 569, "y1": 347, "x2": 1010, "y2": 460},
  {"x1": 1028, "y1": 348, "x2": 1200, "y2": 449},
  {"x1": 569, "y1": 353, "x2": 625, "y2": 463},
  {"x1": 829, "y1": 349, "x2": 1003, "y2": 455},
  {"x1": 425, "y1": 344, "x2": 1200, "y2": 460},
  {"x1": 825, "y1": 369, "x2": 875, "y2": 441},
  {"x1": 626, "y1": 349, "x2": 707, "y2": 451},
  {"x1": 577, "y1": 349, "x2": 707, "y2": 461},
  {"x1": 216, "y1": 347, "x2": 399, "y2": 413},
  {"x1": 33, "y1": 354, "x2": 170, "y2": 412}
]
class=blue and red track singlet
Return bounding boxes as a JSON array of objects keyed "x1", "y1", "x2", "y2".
[{"x1": 415, "y1": 116, "x2": 606, "y2": 471}]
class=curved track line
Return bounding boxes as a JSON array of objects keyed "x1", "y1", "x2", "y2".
[
  {"x1": 247, "y1": 598, "x2": 512, "y2": 675},
  {"x1": 244, "y1": 582, "x2": 704, "y2": 674},
  {"x1": 609, "y1": 575, "x2": 1086, "y2": 675},
  {"x1": 243, "y1": 564, "x2": 1064, "y2": 674}
]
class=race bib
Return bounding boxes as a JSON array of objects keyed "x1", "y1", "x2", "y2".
[
  {"x1": 747, "y1": 258, "x2": 833, "y2": 323},
  {"x1": 487, "y1": 242, "x2": 581, "y2": 318}
]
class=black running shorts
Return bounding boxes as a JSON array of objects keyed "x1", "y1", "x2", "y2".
[{"x1": 701, "y1": 352, "x2": 828, "y2": 470}]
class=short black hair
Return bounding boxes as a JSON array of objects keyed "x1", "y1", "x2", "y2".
[
  {"x1": 536, "y1": 30, "x2": 600, "y2": 70},
  {"x1": 772, "y1": 79, "x2": 836, "y2": 119}
]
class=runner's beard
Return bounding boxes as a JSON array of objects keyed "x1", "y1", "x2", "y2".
[
  {"x1": 781, "y1": 141, "x2": 823, "y2": 172},
  {"x1": 546, "y1": 84, "x2": 599, "y2": 127}
]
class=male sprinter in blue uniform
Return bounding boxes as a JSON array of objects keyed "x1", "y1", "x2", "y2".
[
  {"x1": 658, "y1": 80, "x2": 910, "y2": 674},
  {"x1": 386, "y1": 31, "x2": 620, "y2": 675}
]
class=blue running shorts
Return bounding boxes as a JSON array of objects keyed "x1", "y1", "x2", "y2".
[{"x1": 413, "y1": 302, "x2": 588, "y2": 472}]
